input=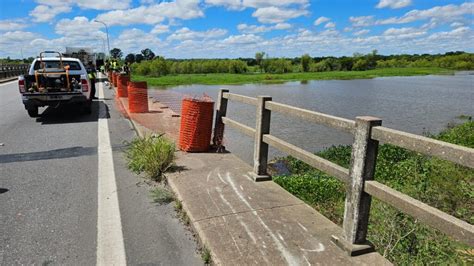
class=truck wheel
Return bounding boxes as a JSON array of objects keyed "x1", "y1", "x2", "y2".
[{"x1": 27, "y1": 107, "x2": 39, "y2": 118}]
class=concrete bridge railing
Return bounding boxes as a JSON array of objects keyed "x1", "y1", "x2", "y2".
[
  {"x1": 0, "y1": 64, "x2": 29, "y2": 80},
  {"x1": 212, "y1": 89, "x2": 474, "y2": 256}
]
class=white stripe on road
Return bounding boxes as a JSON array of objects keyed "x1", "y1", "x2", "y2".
[{"x1": 97, "y1": 79, "x2": 127, "y2": 265}]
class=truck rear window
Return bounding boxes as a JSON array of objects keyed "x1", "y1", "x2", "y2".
[{"x1": 33, "y1": 60, "x2": 82, "y2": 71}]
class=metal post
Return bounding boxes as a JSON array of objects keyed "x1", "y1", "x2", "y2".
[
  {"x1": 332, "y1": 116, "x2": 381, "y2": 256},
  {"x1": 94, "y1": 20, "x2": 111, "y2": 58},
  {"x1": 213, "y1": 89, "x2": 229, "y2": 151},
  {"x1": 251, "y1": 96, "x2": 272, "y2": 182}
]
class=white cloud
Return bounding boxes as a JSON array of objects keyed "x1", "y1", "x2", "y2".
[
  {"x1": 379, "y1": 3, "x2": 474, "y2": 25},
  {"x1": 151, "y1": 24, "x2": 170, "y2": 34},
  {"x1": 314, "y1": 16, "x2": 330, "y2": 26},
  {"x1": 383, "y1": 27, "x2": 426, "y2": 40},
  {"x1": 113, "y1": 28, "x2": 164, "y2": 54},
  {"x1": 274, "y1": 23, "x2": 292, "y2": 30},
  {"x1": 167, "y1": 27, "x2": 227, "y2": 41},
  {"x1": 76, "y1": 0, "x2": 130, "y2": 10},
  {"x1": 95, "y1": 0, "x2": 203, "y2": 26},
  {"x1": 205, "y1": 0, "x2": 243, "y2": 10},
  {"x1": 237, "y1": 23, "x2": 291, "y2": 33},
  {"x1": 238, "y1": 23, "x2": 271, "y2": 33},
  {"x1": 55, "y1": 17, "x2": 104, "y2": 37},
  {"x1": 376, "y1": 0, "x2": 411, "y2": 9},
  {"x1": 349, "y1": 16, "x2": 375, "y2": 27},
  {"x1": 252, "y1": 6, "x2": 308, "y2": 23},
  {"x1": 222, "y1": 34, "x2": 263, "y2": 44},
  {"x1": 350, "y1": 2, "x2": 474, "y2": 29},
  {"x1": 0, "y1": 31, "x2": 40, "y2": 45},
  {"x1": 30, "y1": 4, "x2": 72, "y2": 22},
  {"x1": 242, "y1": 0, "x2": 308, "y2": 8},
  {"x1": 0, "y1": 20, "x2": 28, "y2": 31},
  {"x1": 353, "y1": 29, "x2": 370, "y2": 36},
  {"x1": 427, "y1": 26, "x2": 472, "y2": 41},
  {"x1": 324, "y1": 22, "x2": 336, "y2": 29},
  {"x1": 95, "y1": 6, "x2": 164, "y2": 26},
  {"x1": 205, "y1": 0, "x2": 309, "y2": 10},
  {"x1": 450, "y1": 22, "x2": 464, "y2": 28},
  {"x1": 30, "y1": 0, "x2": 132, "y2": 22}
]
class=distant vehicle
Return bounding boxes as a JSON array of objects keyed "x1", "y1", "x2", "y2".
[
  {"x1": 64, "y1": 47, "x2": 96, "y2": 66},
  {"x1": 18, "y1": 51, "x2": 92, "y2": 117}
]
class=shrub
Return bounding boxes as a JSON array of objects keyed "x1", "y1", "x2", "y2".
[
  {"x1": 125, "y1": 134, "x2": 175, "y2": 182},
  {"x1": 274, "y1": 121, "x2": 474, "y2": 264}
]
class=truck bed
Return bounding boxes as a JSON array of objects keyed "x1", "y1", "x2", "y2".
[{"x1": 24, "y1": 74, "x2": 82, "y2": 93}]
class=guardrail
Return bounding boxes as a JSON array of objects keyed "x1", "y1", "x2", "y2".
[
  {"x1": 212, "y1": 89, "x2": 474, "y2": 256},
  {"x1": 0, "y1": 64, "x2": 29, "y2": 80}
]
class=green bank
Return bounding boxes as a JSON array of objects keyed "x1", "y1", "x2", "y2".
[
  {"x1": 273, "y1": 120, "x2": 473, "y2": 264},
  {"x1": 132, "y1": 67, "x2": 452, "y2": 87}
]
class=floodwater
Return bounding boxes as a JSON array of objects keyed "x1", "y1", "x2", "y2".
[{"x1": 156, "y1": 72, "x2": 474, "y2": 164}]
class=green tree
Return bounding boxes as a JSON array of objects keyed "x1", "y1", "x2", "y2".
[
  {"x1": 301, "y1": 54, "x2": 311, "y2": 72},
  {"x1": 135, "y1": 54, "x2": 144, "y2": 63},
  {"x1": 110, "y1": 48, "x2": 123, "y2": 59},
  {"x1": 141, "y1": 48, "x2": 155, "y2": 60},
  {"x1": 255, "y1": 52, "x2": 265, "y2": 72},
  {"x1": 125, "y1": 53, "x2": 136, "y2": 64}
]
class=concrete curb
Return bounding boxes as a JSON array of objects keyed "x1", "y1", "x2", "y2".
[
  {"x1": 0, "y1": 77, "x2": 17, "y2": 84},
  {"x1": 115, "y1": 93, "x2": 216, "y2": 263}
]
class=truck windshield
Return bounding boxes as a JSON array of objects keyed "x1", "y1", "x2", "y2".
[{"x1": 33, "y1": 60, "x2": 82, "y2": 71}]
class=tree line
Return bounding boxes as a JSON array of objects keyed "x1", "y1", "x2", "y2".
[{"x1": 106, "y1": 47, "x2": 474, "y2": 76}]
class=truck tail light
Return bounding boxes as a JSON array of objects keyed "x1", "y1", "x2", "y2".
[
  {"x1": 81, "y1": 79, "x2": 89, "y2": 92},
  {"x1": 18, "y1": 78, "x2": 25, "y2": 93}
]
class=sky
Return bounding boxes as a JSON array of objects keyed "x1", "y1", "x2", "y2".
[{"x1": 0, "y1": 0, "x2": 473, "y2": 59}]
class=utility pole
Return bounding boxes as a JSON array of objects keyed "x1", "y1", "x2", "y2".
[{"x1": 94, "y1": 20, "x2": 111, "y2": 58}]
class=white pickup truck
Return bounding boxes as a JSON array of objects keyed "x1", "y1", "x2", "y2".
[{"x1": 18, "y1": 51, "x2": 92, "y2": 117}]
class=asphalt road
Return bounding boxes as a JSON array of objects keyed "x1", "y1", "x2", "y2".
[{"x1": 0, "y1": 78, "x2": 201, "y2": 265}]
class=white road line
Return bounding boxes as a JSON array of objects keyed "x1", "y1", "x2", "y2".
[{"x1": 96, "y1": 79, "x2": 127, "y2": 265}]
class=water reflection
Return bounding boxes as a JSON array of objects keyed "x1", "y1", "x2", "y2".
[{"x1": 155, "y1": 74, "x2": 474, "y2": 164}]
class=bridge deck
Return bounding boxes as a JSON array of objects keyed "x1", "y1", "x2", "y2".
[
  {"x1": 167, "y1": 151, "x2": 390, "y2": 265},
  {"x1": 116, "y1": 84, "x2": 390, "y2": 265}
]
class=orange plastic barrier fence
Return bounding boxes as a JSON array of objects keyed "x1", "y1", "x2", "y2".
[
  {"x1": 128, "y1": 81, "x2": 149, "y2": 113},
  {"x1": 179, "y1": 98, "x2": 214, "y2": 152},
  {"x1": 117, "y1": 75, "x2": 130, "y2": 97},
  {"x1": 112, "y1": 72, "x2": 119, "y2": 87},
  {"x1": 111, "y1": 72, "x2": 115, "y2": 85}
]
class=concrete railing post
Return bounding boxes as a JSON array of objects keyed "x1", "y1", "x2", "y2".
[
  {"x1": 251, "y1": 96, "x2": 272, "y2": 182},
  {"x1": 212, "y1": 89, "x2": 229, "y2": 151},
  {"x1": 332, "y1": 116, "x2": 381, "y2": 256}
]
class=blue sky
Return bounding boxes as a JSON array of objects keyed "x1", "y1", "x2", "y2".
[{"x1": 0, "y1": 0, "x2": 473, "y2": 58}]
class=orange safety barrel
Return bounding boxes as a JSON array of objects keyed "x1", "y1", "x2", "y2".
[
  {"x1": 179, "y1": 98, "x2": 214, "y2": 152},
  {"x1": 117, "y1": 75, "x2": 130, "y2": 97},
  {"x1": 128, "y1": 81, "x2": 149, "y2": 113}
]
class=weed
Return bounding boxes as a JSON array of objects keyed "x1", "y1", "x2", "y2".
[
  {"x1": 201, "y1": 246, "x2": 211, "y2": 264},
  {"x1": 125, "y1": 134, "x2": 175, "y2": 182},
  {"x1": 175, "y1": 200, "x2": 183, "y2": 211},
  {"x1": 181, "y1": 211, "x2": 190, "y2": 226},
  {"x1": 149, "y1": 187, "x2": 174, "y2": 204}
]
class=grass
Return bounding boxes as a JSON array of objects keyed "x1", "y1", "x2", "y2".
[
  {"x1": 201, "y1": 246, "x2": 212, "y2": 264},
  {"x1": 125, "y1": 134, "x2": 175, "y2": 182},
  {"x1": 132, "y1": 67, "x2": 452, "y2": 87},
  {"x1": 149, "y1": 187, "x2": 174, "y2": 204},
  {"x1": 273, "y1": 121, "x2": 474, "y2": 264}
]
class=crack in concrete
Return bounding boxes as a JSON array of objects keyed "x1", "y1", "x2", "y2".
[{"x1": 192, "y1": 202, "x2": 305, "y2": 223}]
